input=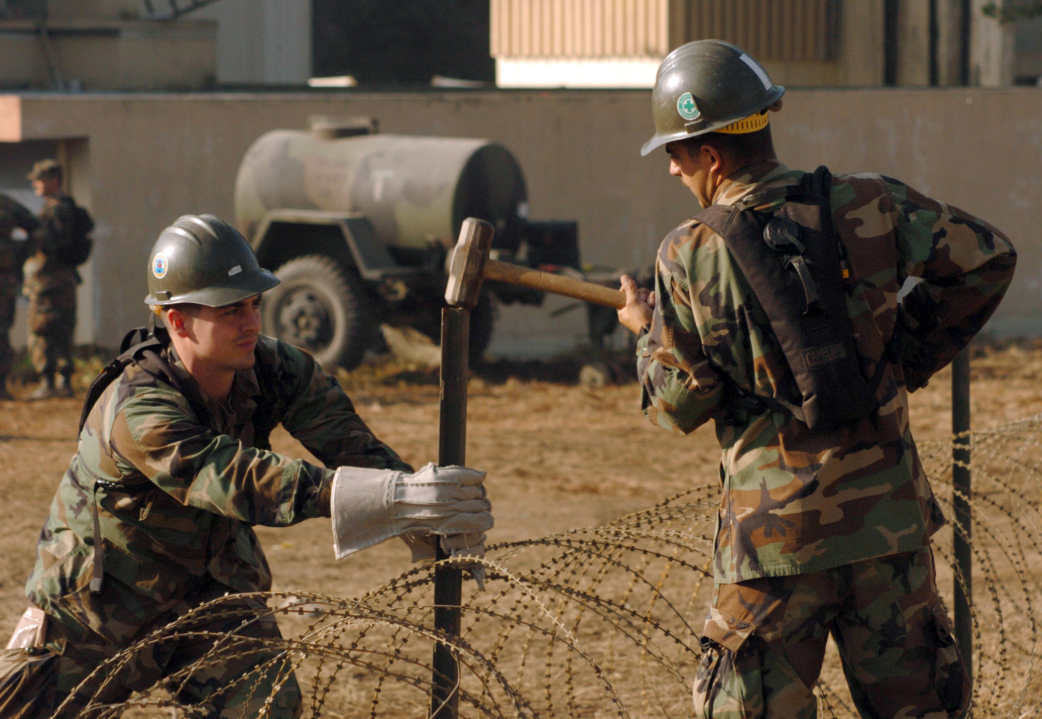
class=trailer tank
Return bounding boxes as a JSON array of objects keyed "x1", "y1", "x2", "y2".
[{"x1": 233, "y1": 122, "x2": 577, "y2": 369}]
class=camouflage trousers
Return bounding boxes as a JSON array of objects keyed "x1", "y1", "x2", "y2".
[
  {"x1": 26, "y1": 285, "x2": 75, "y2": 378},
  {"x1": 12, "y1": 589, "x2": 301, "y2": 718},
  {"x1": 693, "y1": 547, "x2": 969, "y2": 719}
]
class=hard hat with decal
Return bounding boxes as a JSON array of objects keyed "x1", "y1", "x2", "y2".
[
  {"x1": 641, "y1": 40, "x2": 785, "y2": 157},
  {"x1": 144, "y1": 214, "x2": 279, "y2": 307}
]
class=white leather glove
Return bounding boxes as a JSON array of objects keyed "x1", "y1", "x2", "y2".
[{"x1": 331, "y1": 463, "x2": 492, "y2": 563}]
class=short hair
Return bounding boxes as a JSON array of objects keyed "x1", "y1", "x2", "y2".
[
  {"x1": 28, "y1": 159, "x2": 62, "y2": 183},
  {"x1": 679, "y1": 124, "x2": 775, "y2": 166}
]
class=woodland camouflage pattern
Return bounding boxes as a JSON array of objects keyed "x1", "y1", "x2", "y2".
[
  {"x1": 637, "y1": 160, "x2": 1016, "y2": 585},
  {"x1": 22, "y1": 334, "x2": 408, "y2": 714},
  {"x1": 24, "y1": 193, "x2": 79, "y2": 378},
  {"x1": 694, "y1": 548, "x2": 969, "y2": 718},
  {"x1": 0, "y1": 194, "x2": 38, "y2": 383}
]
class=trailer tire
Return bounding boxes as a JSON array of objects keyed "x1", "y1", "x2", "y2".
[
  {"x1": 263, "y1": 255, "x2": 373, "y2": 370},
  {"x1": 468, "y1": 290, "x2": 496, "y2": 365}
]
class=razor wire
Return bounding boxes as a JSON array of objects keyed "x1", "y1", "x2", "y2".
[{"x1": 62, "y1": 411, "x2": 1042, "y2": 718}]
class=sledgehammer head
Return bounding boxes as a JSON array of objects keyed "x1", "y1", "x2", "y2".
[{"x1": 445, "y1": 217, "x2": 495, "y2": 309}]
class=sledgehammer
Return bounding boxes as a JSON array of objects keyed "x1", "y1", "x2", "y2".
[
  {"x1": 432, "y1": 218, "x2": 622, "y2": 718},
  {"x1": 446, "y1": 218, "x2": 626, "y2": 310}
]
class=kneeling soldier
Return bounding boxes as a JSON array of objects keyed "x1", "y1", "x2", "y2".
[{"x1": 1, "y1": 215, "x2": 493, "y2": 718}]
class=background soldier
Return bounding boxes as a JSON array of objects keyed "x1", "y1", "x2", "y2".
[
  {"x1": 617, "y1": 40, "x2": 1016, "y2": 718},
  {"x1": 24, "y1": 159, "x2": 84, "y2": 399},
  {"x1": 0, "y1": 215, "x2": 492, "y2": 717},
  {"x1": 0, "y1": 193, "x2": 38, "y2": 399}
]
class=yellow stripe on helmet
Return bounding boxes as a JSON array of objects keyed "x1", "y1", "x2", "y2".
[{"x1": 715, "y1": 110, "x2": 770, "y2": 135}]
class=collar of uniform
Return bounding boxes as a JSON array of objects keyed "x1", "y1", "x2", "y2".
[
  {"x1": 711, "y1": 160, "x2": 800, "y2": 210},
  {"x1": 165, "y1": 342, "x2": 260, "y2": 419}
]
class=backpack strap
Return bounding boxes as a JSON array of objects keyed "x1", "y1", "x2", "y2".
[
  {"x1": 78, "y1": 327, "x2": 158, "y2": 436},
  {"x1": 695, "y1": 167, "x2": 879, "y2": 430},
  {"x1": 78, "y1": 325, "x2": 209, "y2": 595}
]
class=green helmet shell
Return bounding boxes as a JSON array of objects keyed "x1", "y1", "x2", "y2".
[
  {"x1": 144, "y1": 214, "x2": 279, "y2": 307},
  {"x1": 641, "y1": 40, "x2": 785, "y2": 157}
]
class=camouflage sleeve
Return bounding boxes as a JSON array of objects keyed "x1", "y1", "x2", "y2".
[
  {"x1": 111, "y1": 388, "x2": 333, "y2": 526},
  {"x1": 636, "y1": 223, "x2": 726, "y2": 434},
  {"x1": 273, "y1": 341, "x2": 412, "y2": 473},
  {"x1": 888, "y1": 178, "x2": 1017, "y2": 388}
]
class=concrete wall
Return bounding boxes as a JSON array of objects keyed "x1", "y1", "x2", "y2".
[
  {"x1": 0, "y1": 87, "x2": 1039, "y2": 355},
  {"x1": 0, "y1": 20, "x2": 217, "y2": 91}
]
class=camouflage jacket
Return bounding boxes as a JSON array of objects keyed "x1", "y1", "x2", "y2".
[
  {"x1": 637, "y1": 161, "x2": 1016, "y2": 585},
  {"x1": 24, "y1": 193, "x2": 80, "y2": 293},
  {"x1": 25, "y1": 335, "x2": 409, "y2": 641},
  {"x1": 0, "y1": 193, "x2": 38, "y2": 277}
]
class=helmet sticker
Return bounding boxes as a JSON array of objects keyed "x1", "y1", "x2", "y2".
[
  {"x1": 152, "y1": 253, "x2": 168, "y2": 279},
  {"x1": 676, "y1": 92, "x2": 701, "y2": 121},
  {"x1": 228, "y1": 265, "x2": 242, "y2": 277}
]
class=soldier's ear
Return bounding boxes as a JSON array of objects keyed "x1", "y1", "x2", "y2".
[
  {"x1": 166, "y1": 308, "x2": 189, "y2": 335},
  {"x1": 702, "y1": 143, "x2": 725, "y2": 178}
]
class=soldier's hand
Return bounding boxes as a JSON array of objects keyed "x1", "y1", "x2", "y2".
[
  {"x1": 330, "y1": 463, "x2": 493, "y2": 562},
  {"x1": 618, "y1": 274, "x2": 656, "y2": 335}
]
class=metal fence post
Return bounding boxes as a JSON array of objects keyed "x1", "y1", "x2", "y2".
[
  {"x1": 951, "y1": 348, "x2": 973, "y2": 695},
  {"x1": 430, "y1": 307, "x2": 469, "y2": 719}
]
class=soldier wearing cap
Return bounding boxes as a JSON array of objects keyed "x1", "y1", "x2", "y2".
[
  {"x1": 0, "y1": 193, "x2": 39, "y2": 399},
  {"x1": 0, "y1": 214, "x2": 493, "y2": 717},
  {"x1": 23, "y1": 159, "x2": 82, "y2": 400},
  {"x1": 617, "y1": 40, "x2": 1016, "y2": 717}
]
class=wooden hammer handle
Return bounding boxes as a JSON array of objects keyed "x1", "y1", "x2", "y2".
[{"x1": 484, "y1": 259, "x2": 626, "y2": 310}]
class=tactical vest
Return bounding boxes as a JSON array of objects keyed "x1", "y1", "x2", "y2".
[
  {"x1": 77, "y1": 325, "x2": 278, "y2": 593},
  {"x1": 696, "y1": 166, "x2": 892, "y2": 431}
]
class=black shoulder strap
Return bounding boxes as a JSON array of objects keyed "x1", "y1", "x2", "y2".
[
  {"x1": 693, "y1": 167, "x2": 882, "y2": 430},
  {"x1": 77, "y1": 326, "x2": 209, "y2": 437},
  {"x1": 77, "y1": 327, "x2": 161, "y2": 436}
]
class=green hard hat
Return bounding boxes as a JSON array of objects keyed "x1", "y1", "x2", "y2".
[
  {"x1": 144, "y1": 214, "x2": 279, "y2": 307},
  {"x1": 641, "y1": 40, "x2": 785, "y2": 157}
]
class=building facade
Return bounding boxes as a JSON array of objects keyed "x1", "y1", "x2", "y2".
[{"x1": 491, "y1": 0, "x2": 1037, "y2": 88}]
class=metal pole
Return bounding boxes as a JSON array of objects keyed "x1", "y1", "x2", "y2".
[
  {"x1": 952, "y1": 348, "x2": 973, "y2": 690},
  {"x1": 959, "y1": 0, "x2": 972, "y2": 86},
  {"x1": 430, "y1": 307, "x2": 469, "y2": 719},
  {"x1": 928, "y1": 0, "x2": 939, "y2": 86}
]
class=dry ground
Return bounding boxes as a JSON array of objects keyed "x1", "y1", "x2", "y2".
[{"x1": 1, "y1": 342, "x2": 1041, "y2": 716}]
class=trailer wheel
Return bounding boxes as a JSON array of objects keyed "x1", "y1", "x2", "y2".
[
  {"x1": 468, "y1": 290, "x2": 496, "y2": 364},
  {"x1": 263, "y1": 255, "x2": 373, "y2": 370}
]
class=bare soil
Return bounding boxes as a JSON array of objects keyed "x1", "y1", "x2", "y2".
[{"x1": 1, "y1": 342, "x2": 1041, "y2": 716}]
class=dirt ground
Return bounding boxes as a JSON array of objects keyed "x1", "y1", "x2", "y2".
[{"x1": 1, "y1": 341, "x2": 1041, "y2": 716}]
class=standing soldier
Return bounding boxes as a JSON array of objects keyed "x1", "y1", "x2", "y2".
[
  {"x1": 0, "y1": 214, "x2": 492, "y2": 717},
  {"x1": 617, "y1": 40, "x2": 1016, "y2": 717},
  {"x1": 24, "y1": 159, "x2": 88, "y2": 399},
  {"x1": 0, "y1": 194, "x2": 39, "y2": 399}
]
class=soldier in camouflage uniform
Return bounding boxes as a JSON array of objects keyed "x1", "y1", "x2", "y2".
[
  {"x1": 0, "y1": 215, "x2": 492, "y2": 718},
  {"x1": 0, "y1": 194, "x2": 39, "y2": 400},
  {"x1": 617, "y1": 41, "x2": 1016, "y2": 718},
  {"x1": 24, "y1": 159, "x2": 81, "y2": 400}
]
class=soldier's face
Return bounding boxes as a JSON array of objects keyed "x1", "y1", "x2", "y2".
[
  {"x1": 665, "y1": 142, "x2": 716, "y2": 208},
  {"x1": 176, "y1": 295, "x2": 263, "y2": 373},
  {"x1": 31, "y1": 176, "x2": 60, "y2": 197}
]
